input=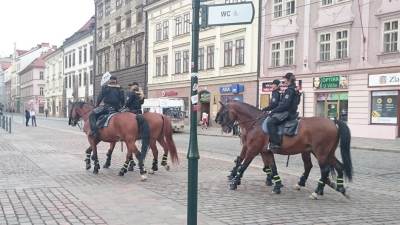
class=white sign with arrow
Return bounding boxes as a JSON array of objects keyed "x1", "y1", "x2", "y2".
[{"x1": 203, "y1": 2, "x2": 255, "y2": 27}]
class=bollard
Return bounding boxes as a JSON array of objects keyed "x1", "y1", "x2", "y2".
[
  {"x1": 9, "y1": 117, "x2": 11, "y2": 133},
  {"x1": 0, "y1": 116, "x2": 3, "y2": 129},
  {"x1": 5, "y1": 116, "x2": 8, "y2": 132}
]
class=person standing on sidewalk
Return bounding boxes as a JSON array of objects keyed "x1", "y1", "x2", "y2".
[
  {"x1": 45, "y1": 108, "x2": 49, "y2": 118},
  {"x1": 30, "y1": 109, "x2": 37, "y2": 127},
  {"x1": 25, "y1": 110, "x2": 30, "y2": 127}
]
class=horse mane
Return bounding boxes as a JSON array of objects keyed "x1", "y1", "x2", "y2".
[{"x1": 228, "y1": 101, "x2": 262, "y2": 115}]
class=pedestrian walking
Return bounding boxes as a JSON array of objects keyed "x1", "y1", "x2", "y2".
[
  {"x1": 201, "y1": 112, "x2": 209, "y2": 129},
  {"x1": 30, "y1": 109, "x2": 37, "y2": 127},
  {"x1": 45, "y1": 108, "x2": 49, "y2": 118},
  {"x1": 25, "y1": 110, "x2": 30, "y2": 127}
]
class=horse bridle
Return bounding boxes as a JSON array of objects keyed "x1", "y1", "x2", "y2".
[{"x1": 69, "y1": 102, "x2": 91, "y2": 126}]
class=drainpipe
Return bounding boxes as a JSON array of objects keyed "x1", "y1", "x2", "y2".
[
  {"x1": 256, "y1": 0, "x2": 262, "y2": 108},
  {"x1": 93, "y1": 0, "x2": 98, "y2": 103}
]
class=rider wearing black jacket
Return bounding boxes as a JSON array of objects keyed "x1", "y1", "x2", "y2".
[
  {"x1": 262, "y1": 79, "x2": 281, "y2": 112},
  {"x1": 126, "y1": 82, "x2": 144, "y2": 114},
  {"x1": 267, "y1": 73, "x2": 298, "y2": 151}
]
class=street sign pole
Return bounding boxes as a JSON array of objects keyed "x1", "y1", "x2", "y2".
[{"x1": 188, "y1": 0, "x2": 200, "y2": 223}]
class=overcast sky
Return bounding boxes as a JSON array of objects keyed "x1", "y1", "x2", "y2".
[{"x1": 0, "y1": 0, "x2": 94, "y2": 57}]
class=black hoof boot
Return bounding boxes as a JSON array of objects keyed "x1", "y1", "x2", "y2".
[
  {"x1": 266, "y1": 176, "x2": 273, "y2": 186},
  {"x1": 93, "y1": 163, "x2": 100, "y2": 174},
  {"x1": 272, "y1": 182, "x2": 282, "y2": 194},
  {"x1": 151, "y1": 164, "x2": 158, "y2": 172},
  {"x1": 103, "y1": 160, "x2": 111, "y2": 169},
  {"x1": 298, "y1": 175, "x2": 307, "y2": 187},
  {"x1": 85, "y1": 159, "x2": 91, "y2": 170},
  {"x1": 229, "y1": 181, "x2": 238, "y2": 190},
  {"x1": 336, "y1": 186, "x2": 346, "y2": 195},
  {"x1": 119, "y1": 168, "x2": 127, "y2": 176},
  {"x1": 128, "y1": 160, "x2": 135, "y2": 172}
]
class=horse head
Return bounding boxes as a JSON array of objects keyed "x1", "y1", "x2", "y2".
[
  {"x1": 69, "y1": 101, "x2": 89, "y2": 126},
  {"x1": 215, "y1": 101, "x2": 236, "y2": 133}
]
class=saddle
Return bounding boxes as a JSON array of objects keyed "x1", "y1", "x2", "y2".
[
  {"x1": 262, "y1": 115, "x2": 300, "y2": 137},
  {"x1": 96, "y1": 113, "x2": 118, "y2": 128}
]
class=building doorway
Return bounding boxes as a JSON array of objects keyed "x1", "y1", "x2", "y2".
[
  {"x1": 316, "y1": 92, "x2": 348, "y2": 121},
  {"x1": 199, "y1": 91, "x2": 211, "y2": 125}
]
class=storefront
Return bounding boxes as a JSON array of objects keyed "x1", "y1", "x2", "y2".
[
  {"x1": 219, "y1": 84, "x2": 245, "y2": 103},
  {"x1": 368, "y1": 73, "x2": 400, "y2": 137},
  {"x1": 313, "y1": 75, "x2": 348, "y2": 121}
]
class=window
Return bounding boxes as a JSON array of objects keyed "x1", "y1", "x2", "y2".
[
  {"x1": 125, "y1": 11, "x2": 131, "y2": 28},
  {"x1": 183, "y1": 50, "x2": 189, "y2": 73},
  {"x1": 105, "y1": 23, "x2": 110, "y2": 39},
  {"x1": 72, "y1": 52, "x2": 75, "y2": 66},
  {"x1": 271, "y1": 42, "x2": 280, "y2": 67},
  {"x1": 65, "y1": 77, "x2": 68, "y2": 87},
  {"x1": 105, "y1": 0, "x2": 111, "y2": 16},
  {"x1": 175, "y1": 17, "x2": 182, "y2": 36},
  {"x1": 274, "y1": 0, "x2": 296, "y2": 18},
  {"x1": 183, "y1": 13, "x2": 190, "y2": 34},
  {"x1": 199, "y1": 48, "x2": 204, "y2": 70},
  {"x1": 207, "y1": 46, "x2": 214, "y2": 69},
  {"x1": 79, "y1": 73, "x2": 82, "y2": 86},
  {"x1": 68, "y1": 54, "x2": 72, "y2": 67},
  {"x1": 64, "y1": 56, "x2": 68, "y2": 69},
  {"x1": 163, "y1": 20, "x2": 169, "y2": 40},
  {"x1": 320, "y1": 33, "x2": 331, "y2": 61},
  {"x1": 90, "y1": 45, "x2": 93, "y2": 60},
  {"x1": 156, "y1": 23, "x2": 162, "y2": 41},
  {"x1": 224, "y1": 41, "x2": 233, "y2": 67},
  {"x1": 135, "y1": 39, "x2": 143, "y2": 65},
  {"x1": 115, "y1": 47, "x2": 121, "y2": 70},
  {"x1": 273, "y1": 0, "x2": 283, "y2": 18},
  {"x1": 98, "y1": 53, "x2": 103, "y2": 74},
  {"x1": 90, "y1": 70, "x2": 93, "y2": 85},
  {"x1": 371, "y1": 91, "x2": 398, "y2": 124},
  {"x1": 162, "y1": 55, "x2": 168, "y2": 76},
  {"x1": 98, "y1": 27, "x2": 103, "y2": 42},
  {"x1": 40, "y1": 71, "x2": 44, "y2": 80},
  {"x1": 116, "y1": 0, "x2": 122, "y2": 9},
  {"x1": 79, "y1": 49, "x2": 82, "y2": 64},
  {"x1": 136, "y1": 7, "x2": 143, "y2": 24},
  {"x1": 156, "y1": 56, "x2": 162, "y2": 77},
  {"x1": 175, "y1": 52, "x2": 182, "y2": 74},
  {"x1": 286, "y1": 0, "x2": 295, "y2": 15},
  {"x1": 235, "y1": 39, "x2": 245, "y2": 65},
  {"x1": 104, "y1": 50, "x2": 110, "y2": 72},
  {"x1": 336, "y1": 30, "x2": 348, "y2": 59},
  {"x1": 125, "y1": 42, "x2": 131, "y2": 68},
  {"x1": 84, "y1": 72, "x2": 87, "y2": 86},
  {"x1": 97, "y1": 3, "x2": 103, "y2": 19},
  {"x1": 68, "y1": 75, "x2": 72, "y2": 88},
  {"x1": 383, "y1": 20, "x2": 399, "y2": 53},
  {"x1": 40, "y1": 87, "x2": 44, "y2": 96},
  {"x1": 322, "y1": 0, "x2": 333, "y2": 6},
  {"x1": 84, "y1": 47, "x2": 87, "y2": 63},
  {"x1": 284, "y1": 40, "x2": 294, "y2": 65},
  {"x1": 116, "y1": 17, "x2": 122, "y2": 33}
]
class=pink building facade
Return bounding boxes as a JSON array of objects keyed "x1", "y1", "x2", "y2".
[{"x1": 261, "y1": 0, "x2": 400, "y2": 139}]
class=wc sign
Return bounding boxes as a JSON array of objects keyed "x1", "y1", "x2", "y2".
[{"x1": 201, "y1": 2, "x2": 255, "y2": 27}]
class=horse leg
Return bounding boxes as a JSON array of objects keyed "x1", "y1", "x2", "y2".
[
  {"x1": 158, "y1": 138, "x2": 170, "y2": 171},
  {"x1": 295, "y1": 152, "x2": 313, "y2": 190},
  {"x1": 270, "y1": 160, "x2": 283, "y2": 194},
  {"x1": 119, "y1": 147, "x2": 132, "y2": 177},
  {"x1": 229, "y1": 156, "x2": 254, "y2": 190},
  {"x1": 91, "y1": 144, "x2": 100, "y2": 174},
  {"x1": 149, "y1": 141, "x2": 158, "y2": 174},
  {"x1": 310, "y1": 164, "x2": 330, "y2": 200},
  {"x1": 333, "y1": 158, "x2": 346, "y2": 195},
  {"x1": 85, "y1": 147, "x2": 92, "y2": 170},
  {"x1": 127, "y1": 141, "x2": 147, "y2": 181},
  {"x1": 103, "y1": 142, "x2": 116, "y2": 169},
  {"x1": 260, "y1": 151, "x2": 273, "y2": 186},
  {"x1": 128, "y1": 154, "x2": 136, "y2": 171},
  {"x1": 228, "y1": 155, "x2": 242, "y2": 181}
]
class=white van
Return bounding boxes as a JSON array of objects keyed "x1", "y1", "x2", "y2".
[{"x1": 142, "y1": 98, "x2": 185, "y2": 132}]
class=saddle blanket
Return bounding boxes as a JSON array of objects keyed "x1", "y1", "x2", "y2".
[
  {"x1": 96, "y1": 113, "x2": 118, "y2": 128},
  {"x1": 261, "y1": 118, "x2": 300, "y2": 137}
]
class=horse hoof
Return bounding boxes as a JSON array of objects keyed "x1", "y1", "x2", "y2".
[
  {"x1": 266, "y1": 179, "x2": 273, "y2": 187},
  {"x1": 103, "y1": 164, "x2": 110, "y2": 169},
  {"x1": 310, "y1": 192, "x2": 319, "y2": 200},
  {"x1": 229, "y1": 183, "x2": 238, "y2": 190},
  {"x1": 86, "y1": 165, "x2": 91, "y2": 170},
  {"x1": 141, "y1": 175, "x2": 147, "y2": 181},
  {"x1": 149, "y1": 169, "x2": 155, "y2": 174},
  {"x1": 295, "y1": 184, "x2": 301, "y2": 191},
  {"x1": 93, "y1": 170, "x2": 99, "y2": 174},
  {"x1": 118, "y1": 171, "x2": 125, "y2": 176},
  {"x1": 164, "y1": 165, "x2": 170, "y2": 171},
  {"x1": 272, "y1": 187, "x2": 281, "y2": 194},
  {"x1": 128, "y1": 167, "x2": 134, "y2": 172}
]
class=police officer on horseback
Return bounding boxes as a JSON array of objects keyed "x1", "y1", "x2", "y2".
[
  {"x1": 89, "y1": 75, "x2": 125, "y2": 138},
  {"x1": 267, "y1": 72, "x2": 298, "y2": 152},
  {"x1": 262, "y1": 79, "x2": 281, "y2": 113},
  {"x1": 126, "y1": 82, "x2": 145, "y2": 114}
]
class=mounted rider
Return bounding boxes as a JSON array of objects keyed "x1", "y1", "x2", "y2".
[
  {"x1": 126, "y1": 82, "x2": 145, "y2": 114},
  {"x1": 266, "y1": 72, "x2": 299, "y2": 152},
  {"x1": 89, "y1": 75, "x2": 125, "y2": 138},
  {"x1": 262, "y1": 79, "x2": 281, "y2": 113}
]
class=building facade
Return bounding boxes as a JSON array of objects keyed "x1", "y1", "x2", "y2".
[
  {"x1": 94, "y1": 0, "x2": 147, "y2": 98},
  {"x1": 145, "y1": 0, "x2": 259, "y2": 124},
  {"x1": 44, "y1": 48, "x2": 65, "y2": 117},
  {"x1": 0, "y1": 57, "x2": 12, "y2": 109},
  {"x1": 261, "y1": 0, "x2": 400, "y2": 139},
  {"x1": 63, "y1": 18, "x2": 95, "y2": 113}
]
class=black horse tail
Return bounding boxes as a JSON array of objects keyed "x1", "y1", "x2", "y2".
[
  {"x1": 336, "y1": 120, "x2": 353, "y2": 181},
  {"x1": 136, "y1": 114, "x2": 150, "y2": 161},
  {"x1": 162, "y1": 116, "x2": 179, "y2": 164}
]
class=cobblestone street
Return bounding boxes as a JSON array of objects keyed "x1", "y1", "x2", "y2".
[{"x1": 0, "y1": 117, "x2": 400, "y2": 225}]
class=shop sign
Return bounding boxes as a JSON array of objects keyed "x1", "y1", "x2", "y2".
[
  {"x1": 262, "y1": 80, "x2": 302, "y2": 92},
  {"x1": 369, "y1": 73, "x2": 400, "y2": 87},
  {"x1": 316, "y1": 92, "x2": 348, "y2": 101},
  {"x1": 219, "y1": 84, "x2": 244, "y2": 94},
  {"x1": 161, "y1": 90, "x2": 178, "y2": 97},
  {"x1": 313, "y1": 75, "x2": 348, "y2": 89},
  {"x1": 200, "y1": 92, "x2": 211, "y2": 103},
  {"x1": 371, "y1": 91, "x2": 398, "y2": 124}
]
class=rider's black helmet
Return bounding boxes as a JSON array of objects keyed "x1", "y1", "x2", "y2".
[{"x1": 272, "y1": 79, "x2": 280, "y2": 86}]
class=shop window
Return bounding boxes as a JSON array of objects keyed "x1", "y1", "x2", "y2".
[
  {"x1": 316, "y1": 92, "x2": 348, "y2": 121},
  {"x1": 371, "y1": 91, "x2": 398, "y2": 124}
]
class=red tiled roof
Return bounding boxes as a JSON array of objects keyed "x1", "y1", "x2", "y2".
[
  {"x1": 19, "y1": 50, "x2": 54, "y2": 74},
  {"x1": 0, "y1": 62, "x2": 11, "y2": 70},
  {"x1": 77, "y1": 16, "x2": 95, "y2": 33}
]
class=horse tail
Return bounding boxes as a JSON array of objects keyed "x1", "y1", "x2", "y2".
[
  {"x1": 162, "y1": 115, "x2": 179, "y2": 164},
  {"x1": 136, "y1": 114, "x2": 150, "y2": 161},
  {"x1": 336, "y1": 120, "x2": 353, "y2": 181}
]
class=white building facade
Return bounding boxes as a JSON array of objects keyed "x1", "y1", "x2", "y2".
[{"x1": 44, "y1": 48, "x2": 65, "y2": 117}]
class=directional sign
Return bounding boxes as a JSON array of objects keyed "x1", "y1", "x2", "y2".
[{"x1": 203, "y1": 2, "x2": 255, "y2": 27}]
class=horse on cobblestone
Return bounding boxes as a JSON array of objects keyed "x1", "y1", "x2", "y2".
[
  {"x1": 69, "y1": 102, "x2": 178, "y2": 179},
  {"x1": 216, "y1": 101, "x2": 353, "y2": 199}
]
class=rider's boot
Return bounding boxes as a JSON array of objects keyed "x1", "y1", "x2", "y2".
[{"x1": 89, "y1": 113, "x2": 98, "y2": 138}]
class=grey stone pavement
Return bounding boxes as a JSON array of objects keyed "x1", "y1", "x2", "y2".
[{"x1": 1, "y1": 115, "x2": 400, "y2": 225}]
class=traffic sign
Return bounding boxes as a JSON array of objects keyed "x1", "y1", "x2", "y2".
[{"x1": 202, "y1": 2, "x2": 255, "y2": 27}]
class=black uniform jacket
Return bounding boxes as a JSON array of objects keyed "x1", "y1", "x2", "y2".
[{"x1": 96, "y1": 84, "x2": 125, "y2": 110}]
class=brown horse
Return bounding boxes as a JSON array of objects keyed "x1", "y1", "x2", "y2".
[
  {"x1": 69, "y1": 102, "x2": 178, "y2": 179},
  {"x1": 216, "y1": 101, "x2": 352, "y2": 199}
]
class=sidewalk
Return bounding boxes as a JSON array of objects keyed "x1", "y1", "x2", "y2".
[{"x1": 184, "y1": 126, "x2": 400, "y2": 153}]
